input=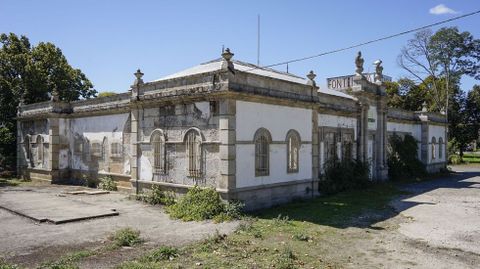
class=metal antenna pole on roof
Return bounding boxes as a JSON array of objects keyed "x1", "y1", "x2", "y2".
[
  {"x1": 257, "y1": 14, "x2": 260, "y2": 66},
  {"x1": 222, "y1": 45, "x2": 224, "y2": 53}
]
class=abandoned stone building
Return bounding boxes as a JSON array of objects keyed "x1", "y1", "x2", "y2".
[{"x1": 16, "y1": 49, "x2": 447, "y2": 209}]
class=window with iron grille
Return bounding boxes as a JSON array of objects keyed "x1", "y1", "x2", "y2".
[
  {"x1": 342, "y1": 133, "x2": 353, "y2": 161},
  {"x1": 24, "y1": 135, "x2": 31, "y2": 164},
  {"x1": 74, "y1": 139, "x2": 83, "y2": 155},
  {"x1": 151, "y1": 131, "x2": 166, "y2": 174},
  {"x1": 186, "y1": 129, "x2": 202, "y2": 178},
  {"x1": 36, "y1": 136, "x2": 44, "y2": 167},
  {"x1": 91, "y1": 142, "x2": 101, "y2": 157},
  {"x1": 324, "y1": 132, "x2": 336, "y2": 162},
  {"x1": 110, "y1": 142, "x2": 122, "y2": 158},
  {"x1": 431, "y1": 136, "x2": 437, "y2": 160},
  {"x1": 254, "y1": 128, "x2": 271, "y2": 177},
  {"x1": 286, "y1": 130, "x2": 300, "y2": 173}
]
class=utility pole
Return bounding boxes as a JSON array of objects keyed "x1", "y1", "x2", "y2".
[{"x1": 257, "y1": 14, "x2": 260, "y2": 66}]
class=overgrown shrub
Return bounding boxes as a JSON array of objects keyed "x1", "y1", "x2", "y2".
[
  {"x1": 319, "y1": 159, "x2": 371, "y2": 194},
  {"x1": 167, "y1": 186, "x2": 243, "y2": 222},
  {"x1": 136, "y1": 185, "x2": 176, "y2": 206},
  {"x1": 98, "y1": 176, "x2": 117, "y2": 191},
  {"x1": 111, "y1": 228, "x2": 142, "y2": 247},
  {"x1": 167, "y1": 186, "x2": 224, "y2": 221},
  {"x1": 387, "y1": 134, "x2": 426, "y2": 180},
  {"x1": 448, "y1": 154, "x2": 462, "y2": 165}
]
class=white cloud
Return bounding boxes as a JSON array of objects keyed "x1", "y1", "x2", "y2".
[{"x1": 429, "y1": 4, "x2": 458, "y2": 15}]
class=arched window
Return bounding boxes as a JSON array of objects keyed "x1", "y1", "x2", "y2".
[
  {"x1": 431, "y1": 136, "x2": 437, "y2": 160},
  {"x1": 36, "y1": 136, "x2": 44, "y2": 167},
  {"x1": 254, "y1": 128, "x2": 271, "y2": 177},
  {"x1": 286, "y1": 130, "x2": 300, "y2": 173},
  {"x1": 151, "y1": 130, "x2": 166, "y2": 174},
  {"x1": 438, "y1": 137, "x2": 443, "y2": 159},
  {"x1": 185, "y1": 129, "x2": 202, "y2": 178}
]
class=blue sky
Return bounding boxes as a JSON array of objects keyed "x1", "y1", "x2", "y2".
[{"x1": 1, "y1": 1, "x2": 479, "y2": 93}]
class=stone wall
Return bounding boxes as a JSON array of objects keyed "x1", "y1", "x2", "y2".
[{"x1": 136, "y1": 101, "x2": 221, "y2": 188}]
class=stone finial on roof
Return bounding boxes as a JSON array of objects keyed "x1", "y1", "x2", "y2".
[
  {"x1": 51, "y1": 87, "x2": 60, "y2": 102},
  {"x1": 374, "y1": 60, "x2": 383, "y2": 83},
  {"x1": 134, "y1": 69, "x2": 144, "y2": 86},
  {"x1": 355, "y1": 51, "x2": 364, "y2": 77},
  {"x1": 131, "y1": 69, "x2": 144, "y2": 100},
  {"x1": 221, "y1": 48, "x2": 235, "y2": 73},
  {"x1": 422, "y1": 101, "x2": 428, "y2": 112},
  {"x1": 307, "y1": 70, "x2": 317, "y2": 87}
]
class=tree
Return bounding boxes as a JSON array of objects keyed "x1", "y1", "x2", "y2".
[
  {"x1": 466, "y1": 85, "x2": 480, "y2": 144},
  {"x1": 0, "y1": 33, "x2": 97, "y2": 172},
  {"x1": 398, "y1": 27, "x2": 480, "y2": 113}
]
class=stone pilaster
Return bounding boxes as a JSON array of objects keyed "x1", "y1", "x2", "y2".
[
  {"x1": 49, "y1": 117, "x2": 60, "y2": 181},
  {"x1": 218, "y1": 99, "x2": 236, "y2": 196},
  {"x1": 16, "y1": 121, "x2": 22, "y2": 178},
  {"x1": 375, "y1": 104, "x2": 388, "y2": 180},
  {"x1": 130, "y1": 108, "x2": 140, "y2": 191},
  {"x1": 359, "y1": 104, "x2": 369, "y2": 162},
  {"x1": 311, "y1": 110, "x2": 319, "y2": 192},
  {"x1": 419, "y1": 114, "x2": 429, "y2": 164}
]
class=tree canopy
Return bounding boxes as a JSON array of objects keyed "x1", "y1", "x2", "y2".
[
  {"x1": 394, "y1": 27, "x2": 480, "y2": 155},
  {"x1": 0, "y1": 33, "x2": 97, "y2": 171}
]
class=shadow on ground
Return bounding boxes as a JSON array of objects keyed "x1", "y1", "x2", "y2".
[{"x1": 252, "y1": 168, "x2": 480, "y2": 229}]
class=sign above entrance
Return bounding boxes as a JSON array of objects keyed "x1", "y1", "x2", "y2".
[{"x1": 326, "y1": 73, "x2": 392, "y2": 90}]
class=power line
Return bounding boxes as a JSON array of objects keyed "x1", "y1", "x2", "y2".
[{"x1": 248, "y1": 9, "x2": 480, "y2": 71}]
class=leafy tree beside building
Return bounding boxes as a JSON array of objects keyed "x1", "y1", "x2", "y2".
[{"x1": 0, "y1": 33, "x2": 97, "y2": 173}]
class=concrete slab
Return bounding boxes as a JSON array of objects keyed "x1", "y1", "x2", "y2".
[{"x1": 0, "y1": 188, "x2": 118, "y2": 224}]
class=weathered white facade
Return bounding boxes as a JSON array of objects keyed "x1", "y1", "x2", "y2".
[{"x1": 16, "y1": 49, "x2": 447, "y2": 209}]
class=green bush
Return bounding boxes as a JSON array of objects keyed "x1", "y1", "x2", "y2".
[
  {"x1": 319, "y1": 159, "x2": 371, "y2": 194},
  {"x1": 167, "y1": 186, "x2": 224, "y2": 221},
  {"x1": 111, "y1": 228, "x2": 142, "y2": 247},
  {"x1": 448, "y1": 154, "x2": 462, "y2": 165},
  {"x1": 136, "y1": 185, "x2": 176, "y2": 206},
  {"x1": 387, "y1": 134, "x2": 426, "y2": 180},
  {"x1": 98, "y1": 176, "x2": 117, "y2": 191}
]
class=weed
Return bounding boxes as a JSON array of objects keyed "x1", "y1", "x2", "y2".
[
  {"x1": 98, "y1": 176, "x2": 117, "y2": 191},
  {"x1": 292, "y1": 233, "x2": 312, "y2": 242},
  {"x1": 111, "y1": 228, "x2": 142, "y2": 247},
  {"x1": 143, "y1": 246, "x2": 178, "y2": 262},
  {"x1": 0, "y1": 258, "x2": 20, "y2": 269},
  {"x1": 38, "y1": 259, "x2": 79, "y2": 269},
  {"x1": 273, "y1": 214, "x2": 292, "y2": 225},
  {"x1": 275, "y1": 246, "x2": 297, "y2": 269}
]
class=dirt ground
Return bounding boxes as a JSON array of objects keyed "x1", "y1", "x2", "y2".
[
  {"x1": 1, "y1": 165, "x2": 480, "y2": 268},
  {"x1": 0, "y1": 184, "x2": 238, "y2": 268},
  {"x1": 324, "y1": 164, "x2": 480, "y2": 269}
]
